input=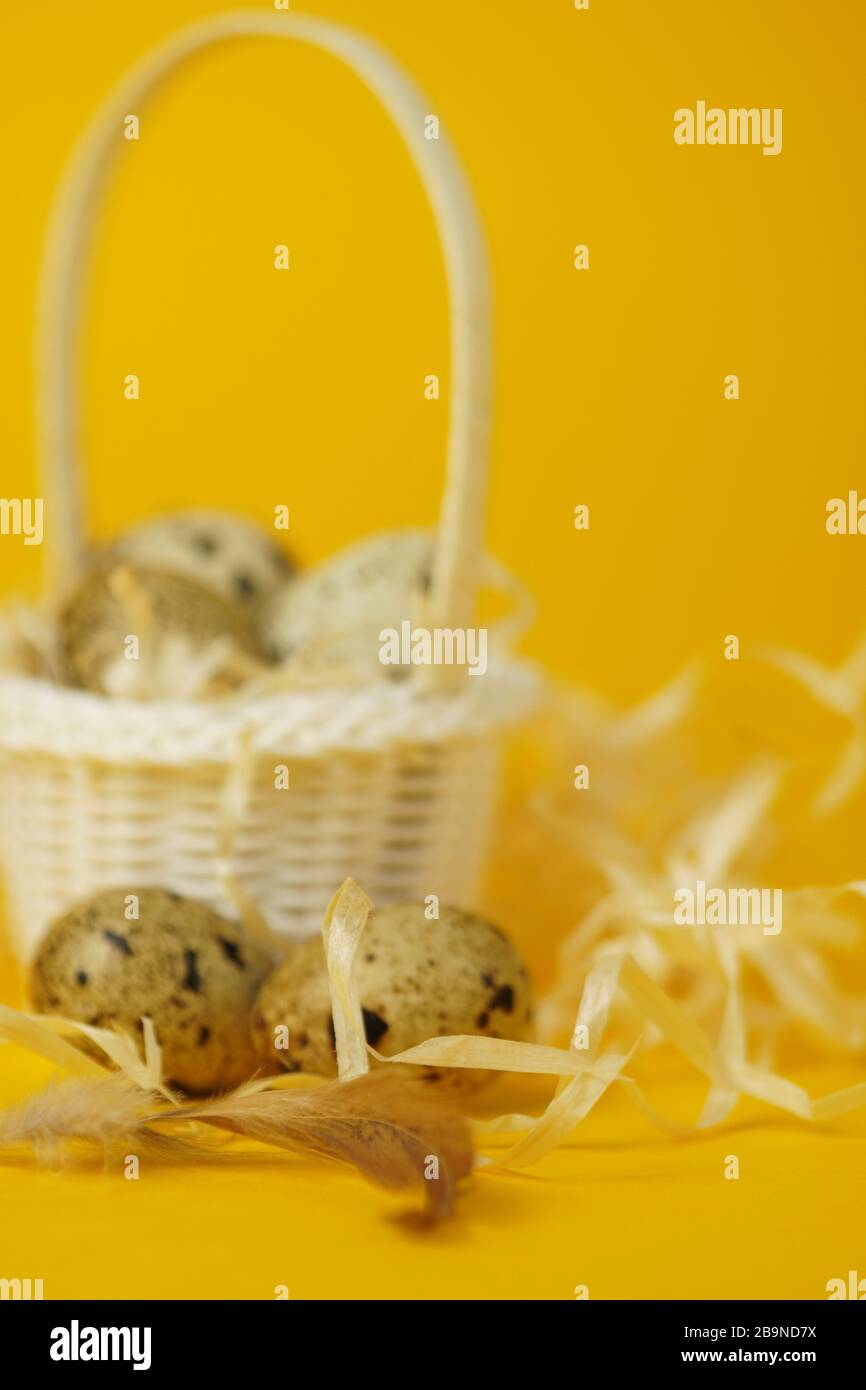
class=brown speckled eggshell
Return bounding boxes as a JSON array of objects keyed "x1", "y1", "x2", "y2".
[
  {"x1": 58, "y1": 565, "x2": 263, "y2": 697},
  {"x1": 259, "y1": 529, "x2": 433, "y2": 677},
  {"x1": 30, "y1": 887, "x2": 276, "y2": 1094},
  {"x1": 105, "y1": 510, "x2": 294, "y2": 608},
  {"x1": 250, "y1": 904, "x2": 532, "y2": 1090}
]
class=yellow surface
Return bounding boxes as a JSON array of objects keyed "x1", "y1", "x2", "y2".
[
  {"x1": 0, "y1": 1045, "x2": 863, "y2": 1300},
  {"x1": 1, "y1": 0, "x2": 866, "y2": 1299}
]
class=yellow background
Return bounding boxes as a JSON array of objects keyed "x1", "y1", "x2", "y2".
[{"x1": 1, "y1": 0, "x2": 865, "y2": 1300}]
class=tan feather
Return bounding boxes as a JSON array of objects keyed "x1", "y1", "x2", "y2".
[
  {"x1": 159, "y1": 1069, "x2": 474, "y2": 1219},
  {"x1": 0, "y1": 1075, "x2": 197, "y2": 1163},
  {"x1": 0, "y1": 1070, "x2": 473, "y2": 1219}
]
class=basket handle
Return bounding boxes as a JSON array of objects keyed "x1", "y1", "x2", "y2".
[{"x1": 37, "y1": 9, "x2": 491, "y2": 637}]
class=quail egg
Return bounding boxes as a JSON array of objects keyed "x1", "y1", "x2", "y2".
[
  {"x1": 31, "y1": 887, "x2": 277, "y2": 1093},
  {"x1": 251, "y1": 903, "x2": 532, "y2": 1089}
]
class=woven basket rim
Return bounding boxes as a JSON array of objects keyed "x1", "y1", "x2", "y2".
[{"x1": 0, "y1": 660, "x2": 542, "y2": 764}]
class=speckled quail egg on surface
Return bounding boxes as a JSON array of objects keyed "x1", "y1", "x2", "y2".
[
  {"x1": 30, "y1": 887, "x2": 277, "y2": 1093},
  {"x1": 250, "y1": 903, "x2": 533, "y2": 1089},
  {"x1": 57, "y1": 564, "x2": 265, "y2": 699},
  {"x1": 258, "y1": 529, "x2": 434, "y2": 679},
  {"x1": 104, "y1": 510, "x2": 293, "y2": 608}
]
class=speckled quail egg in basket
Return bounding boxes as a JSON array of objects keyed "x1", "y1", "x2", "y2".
[
  {"x1": 102, "y1": 509, "x2": 294, "y2": 608},
  {"x1": 57, "y1": 564, "x2": 266, "y2": 700},
  {"x1": 259, "y1": 529, "x2": 437, "y2": 682},
  {"x1": 55, "y1": 510, "x2": 294, "y2": 700}
]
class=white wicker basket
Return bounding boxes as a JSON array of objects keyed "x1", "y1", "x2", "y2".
[{"x1": 0, "y1": 11, "x2": 539, "y2": 961}]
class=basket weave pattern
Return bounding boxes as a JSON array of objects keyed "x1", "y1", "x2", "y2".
[{"x1": 0, "y1": 11, "x2": 539, "y2": 959}]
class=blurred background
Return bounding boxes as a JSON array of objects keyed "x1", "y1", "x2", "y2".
[
  {"x1": 3, "y1": 1, "x2": 865, "y2": 679},
  {"x1": 2, "y1": 0, "x2": 866, "y2": 925}
]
